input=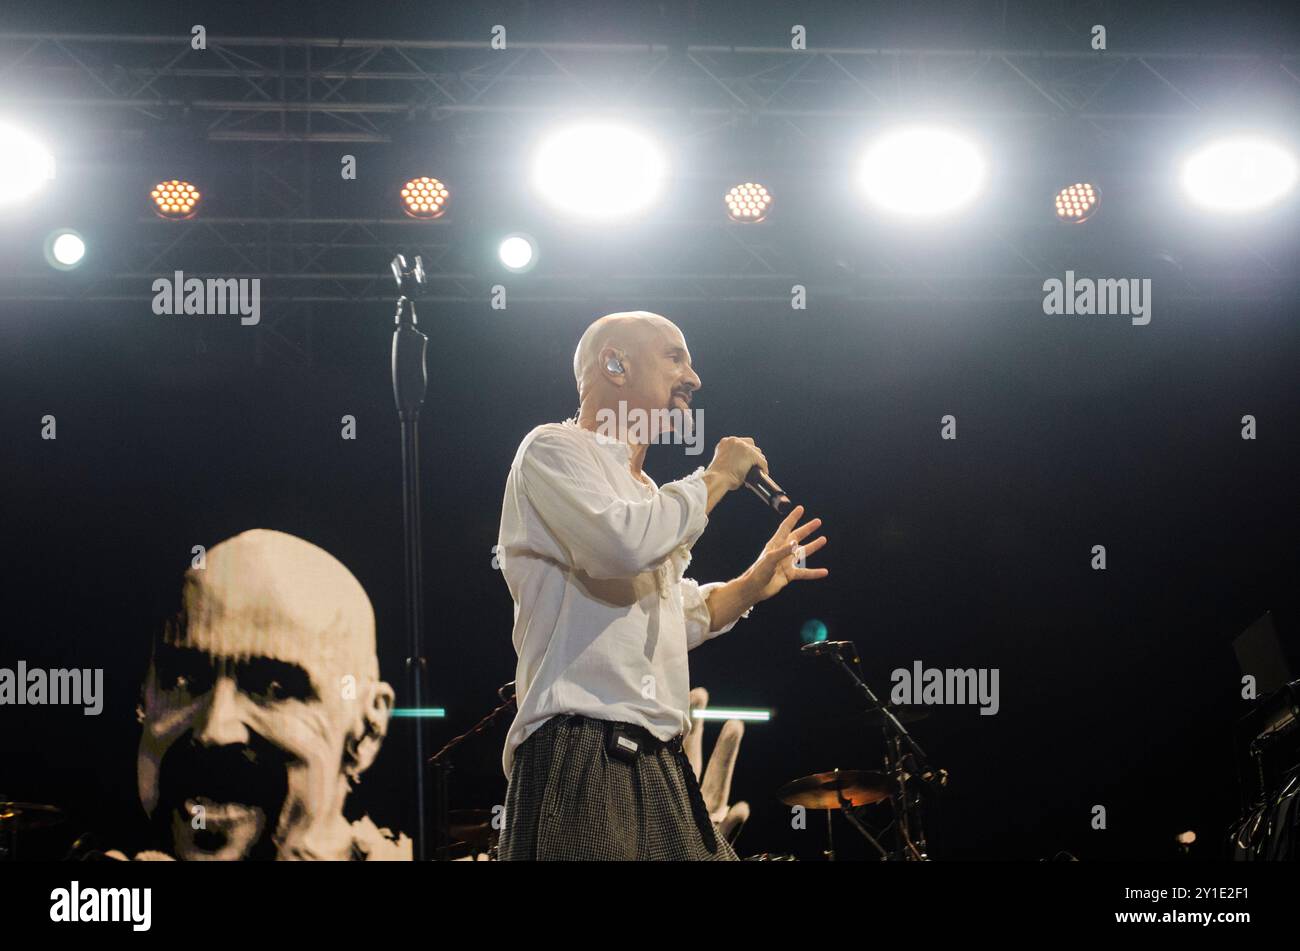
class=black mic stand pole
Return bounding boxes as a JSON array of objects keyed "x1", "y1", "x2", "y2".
[{"x1": 390, "y1": 254, "x2": 431, "y2": 861}]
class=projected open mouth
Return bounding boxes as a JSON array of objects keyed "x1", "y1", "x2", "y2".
[
  {"x1": 175, "y1": 797, "x2": 268, "y2": 858},
  {"x1": 157, "y1": 736, "x2": 290, "y2": 860}
]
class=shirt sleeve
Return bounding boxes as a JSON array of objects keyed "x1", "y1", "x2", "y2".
[
  {"x1": 517, "y1": 430, "x2": 710, "y2": 580},
  {"x1": 681, "y1": 578, "x2": 750, "y2": 650}
]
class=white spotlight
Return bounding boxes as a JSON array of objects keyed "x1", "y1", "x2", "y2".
[
  {"x1": 498, "y1": 233, "x2": 536, "y2": 272},
  {"x1": 859, "y1": 127, "x2": 986, "y2": 217},
  {"x1": 1180, "y1": 137, "x2": 1297, "y2": 213},
  {"x1": 531, "y1": 122, "x2": 667, "y2": 220},
  {"x1": 0, "y1": 123, "x2": 55, "y2": 206},
  {"x1": 45, "y1": 229, "x2": 86, "y2": 270}
]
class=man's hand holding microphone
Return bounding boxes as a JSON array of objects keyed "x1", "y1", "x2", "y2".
[
  {"x1": 701, "y1": 436, "x2": 772, "y2": 513},
  {"x1": 696, "y1": 437, "x2": 829, "y2": 631}
]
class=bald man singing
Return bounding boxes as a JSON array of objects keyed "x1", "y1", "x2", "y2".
[{"x1": 497, "y1": 310, "x2": 828, "y2": 861}]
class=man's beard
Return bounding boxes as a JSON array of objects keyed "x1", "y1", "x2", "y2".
[{"x1": 151, "y1": 733, "x2": 290, "y2": 860}]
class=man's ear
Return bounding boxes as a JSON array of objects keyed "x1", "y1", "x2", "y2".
[
  {"x1": 344, "y1": 680, "x2": 395, "y2": 783},
  {"x1": 599, "y1": 346, "x2": 628, "y2": 386}
]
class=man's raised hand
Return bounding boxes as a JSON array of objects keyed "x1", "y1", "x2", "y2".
[{"x1": 744, "y1": 504, "x2": 828, "y2": 603}]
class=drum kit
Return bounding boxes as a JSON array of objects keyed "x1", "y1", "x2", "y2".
[
  {"x1": 754, "y1": 641, "x2": 947, "y2": 861},
  {"x1": 770, "y1": 762, "x2": 936, "y2": 862},
  {"x1": 441, "y1": 810, "x2": 498, "y2": 861},
  {"x1": 0, "y1": 800, "x2": 65, "y2": 861}
]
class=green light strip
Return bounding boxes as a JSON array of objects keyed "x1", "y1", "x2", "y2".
[{"x1": 392, "y1": 707, "x2": 447, "y2": 719}]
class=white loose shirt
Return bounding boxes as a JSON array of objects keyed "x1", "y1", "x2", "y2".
[{"x1": 497, "y1": 418, "x2": 746, "y2": 776}]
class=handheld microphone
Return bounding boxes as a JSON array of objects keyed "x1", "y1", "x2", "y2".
[{"x1": 744, "y1": 465, "x2": 793, "y2": 515}]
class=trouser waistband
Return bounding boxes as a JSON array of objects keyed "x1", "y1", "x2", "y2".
[{"x1": 560, "y1": 714, "x2": 717, "y2": 853}]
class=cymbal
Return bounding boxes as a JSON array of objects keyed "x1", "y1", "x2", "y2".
[
  {"x1": 0, "y1": 801, "x2": 65, "y2": 830},
  {"x1": 776, "y1": 769, "x2": 892, "y2": 809},
  {"x1": 857, "y1": 706, "x2": 929, "y2": 726}
]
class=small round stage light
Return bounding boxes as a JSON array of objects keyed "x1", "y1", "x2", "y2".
[
  {"x1": 44, "y1": 229, "x2": 86, "y2": 270},
  {"x1": 151, "y1": 180, "x2": 201, "y2": 219},
  {"x1": 725, "y1": 182, "x2": 772, "y2": 222},
  {"x1": 400, "y1": 176, "x2": 449, "y2": 219},
  {"x1": 1054, "y1": 183, "x2": 1100, "y2": 222},
  {"x1": 1180, "y1": 137, "x2": 1297, "y2": 213},
  {"x1": 498, "y1": 233, "x2": 536, "y2": 272},
  {"x1": 800, "y1": 619, "x2": 828, "y2": 645},
  {"x1": 0, "y1": 123, "x2": 55, "y2": 206}
]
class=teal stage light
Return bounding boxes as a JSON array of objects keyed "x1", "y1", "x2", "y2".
[{"x1": 800, "y1": 619, "x2": 828, "y2": 645}]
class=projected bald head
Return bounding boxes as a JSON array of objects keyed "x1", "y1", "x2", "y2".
[
  {"x1": 573, "y1": 310, "x2": 701, "y2": 441},
  {"x1": 137, "y1": 529, "x2": 396, "y2": 861}
]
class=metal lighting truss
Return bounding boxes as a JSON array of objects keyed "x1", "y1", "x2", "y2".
[
  {"x1": 3, "y1": 33, "x2": 1297, "y2": 140},
  {"x1": 1, "y1": 33, "x2": 1297, "y2": 363}
]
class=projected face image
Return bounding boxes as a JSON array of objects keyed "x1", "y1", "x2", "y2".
[
  {"x1": 140, "y1": 644, "x2": 348, "y2": 861},
  {"x1": 136, "y1": 529, "x2": 399, "y2": 861}
]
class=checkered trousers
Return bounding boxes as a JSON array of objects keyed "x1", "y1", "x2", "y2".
[{"x1": 499, "y1": 713, "x2": 740, "y2": 861}]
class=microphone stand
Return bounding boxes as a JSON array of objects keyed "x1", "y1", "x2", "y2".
[
  {"x1": 820, "y1": 641, "x2": 939, "y2": 860},
  {"x1": 837, "y1": 785, "x2": 890, "y2": 861},
  {"x1": 390, "y1": 254, "x2": 431, "y2": 861}
]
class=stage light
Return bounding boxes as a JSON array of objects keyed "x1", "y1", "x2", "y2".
[
  {"x1": 1054, "y1": 183, "x2": 1100, "y2": 222},
  {"x1": 692, "y1": 708, "x2": 772, "y2": 722},
  {"x1": 859, "y1": 127, "x2": 985, "y2": 217},
  {"x1": 1180, "y1": 137, "x2": 1297, "y2": 213},
  {"x1": 44, "y1": 229, "x2": 85, "y2": 270},
  {"x1": 150, "y1": 180, "x2": 201, "y2": 219},
  {"x1": 800, "y1": 619, "x2": 828, "y2": 645},
  {"x1": 498, "y1": 233, "x2": 536, "y2": 272},
  {"x1": 0, "y1": 123, "x2": 55, "y2": 206},
  {"x1": 531, "y1": 122, "x2": 667, "y2": 220},
  {"x1": 400, "y1": 176, "x2": 449, "y2": 219},
  {"x1": 725, "y1": 182, "x2": 772, "y2": 222}
]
